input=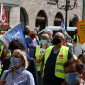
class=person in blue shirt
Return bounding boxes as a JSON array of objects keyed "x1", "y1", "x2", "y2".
[{"x1": 0, "y1": 49, "x2": 35, "y2": 85}]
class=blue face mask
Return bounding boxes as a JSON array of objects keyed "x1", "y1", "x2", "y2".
[
  {"x1": 64, "y1": 36, "x2": 66, "y2": 39},
  {"x1": 65, "y1": 72, "x2": 79, "y2": 85},
  {"x1": 66, "y1": 40, "x2": 71, "y2": 43},
  {"x1": 41, "y1": 40, "x2": 47, "y2": 45},
  {"x1": 10, "y1": 57, "x2": 19, "y2": 67}
]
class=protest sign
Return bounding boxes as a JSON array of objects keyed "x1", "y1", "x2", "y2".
[
  {"x1": 0, "y1": 23, "x2": 29, "y2": 57},
  {"x1": 77, "y1": 21, "x2": 85, "y2": 43}
]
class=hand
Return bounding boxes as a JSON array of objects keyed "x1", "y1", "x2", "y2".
[{"x1": 0, "y1": 80, "x2": 6, "y2": 85}]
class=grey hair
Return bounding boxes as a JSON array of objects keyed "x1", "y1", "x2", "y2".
[
  {"x1": 45, "y1": 29, "x2": 53, "y2": 36},
  {"x1": 13, "y1": 49, "x2": 28, "y2": 69}
]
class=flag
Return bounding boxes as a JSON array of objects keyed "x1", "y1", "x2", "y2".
[
  {"x1": 61, "y1": 21, "x2": 66, "y2": 33},
  {"x1": 1, "y1": 3, "x2": 6, "y2": 22},
  {"x1": 0, "y1": 23, "x2": 30, "y2": 57}
]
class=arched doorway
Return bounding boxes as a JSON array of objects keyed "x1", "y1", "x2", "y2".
[
  {"x1": 69, "y1": 14, "x2": 79, "y2": 27},
  {"x1": 54, "y1": 12, "x2": 64, "y2": 26},
  {"x1": 36, "y1": 10, "x2": 48, "y2": 31},
  {"x1": 20, "y1": 7, "x2": 29, "y2": 31}
]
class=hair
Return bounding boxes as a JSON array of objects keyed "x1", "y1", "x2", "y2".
[
  {"x1": 45, "y1": 29, "x2": 53, "y2": 36},
  {"x1": 78, "y1": 54, "x2": 85, "y2": 59},
  {"x1": 13, "y1": 49, "x2": 28, "y2": 69},
  {"x1": 25, "y1": 25, "x2": 30, "y2": 35},
  {"x1": 41, "y1": 33, "x2": 49, "y2": 42},
  {"x1": 9, "y1": 39, "x2": 26, "y2": 52},
  {"x1": 64, "y1": 59, "x2": 84, "y2": 74}
]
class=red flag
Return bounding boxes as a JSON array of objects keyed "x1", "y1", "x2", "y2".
[{"x1": 1, "y1": 3, "x2": 6, "y2": 22}]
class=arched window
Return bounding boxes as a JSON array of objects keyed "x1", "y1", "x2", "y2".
[
  {"x1": 20, "y1": 7, "x2": 28, "y2": 31},
  {"x1": 54, "y1": 12, "x2": 64, "y2": 26},
  {"x1": 69, "y1": 14, "x2": 79, "y2": 27},
  {"x1": 36, "y1": 10, "x2": 48, "y2": 31}
]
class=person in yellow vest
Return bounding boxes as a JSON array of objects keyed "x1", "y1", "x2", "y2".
[
  {"x1": 33, "y1": 33, "x2": 49, "y2": 85},
  {"x1": 41, "y1": 32, "x2": 74, "y2": 85},
  {"x1": 73, "y1": 29, "x2": 79, "y2": 44}
]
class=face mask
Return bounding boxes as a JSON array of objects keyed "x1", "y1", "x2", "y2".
[
  {"x1": 84, "y1": 64, "x2": 85, "y2": 72},
  {"x1": 52, "y1": 38, "x2": 61, "y2": 45},
  {"x1": 66, "y1": 40, "x2": 71, "y2": 43},
  {"x1": 10, "y1": 57, "x2": 19, "y2": 67},
  {"x1": 41, "y1": 40, "x2": 47, "y2": 45},
  {"x1": 65, "y1": 72, "x2": 79, "y2": 85},
  {"x1": 64, "y1": 36, "x2": 66, "y2": 39},
  {"x1": 30, "y1": 34, "x2": 36, "y2": 39}
]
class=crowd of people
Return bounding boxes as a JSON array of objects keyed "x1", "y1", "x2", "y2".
[{"x1": 0, "y1": 25, "x2": 85, "y2": 85}]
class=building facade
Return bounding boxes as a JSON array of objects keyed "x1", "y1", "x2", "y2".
[
  {"x1": 20, "y1": 0, "x2": 83, "y2": 31},
  {"x1": 0, "y1": 0, "x2": 83, "y2": 31},
  {"x1": 0, "y1": 0, "x2": 20, "y2": 30}
]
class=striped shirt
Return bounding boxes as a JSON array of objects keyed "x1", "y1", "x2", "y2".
[{"x1": 1, "y1": 67, "x2": 35, "y2": 85}]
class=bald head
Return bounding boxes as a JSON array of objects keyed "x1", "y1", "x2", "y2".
[{"x1": 54, "y1": 32, "x2": 64, "y2": 40}]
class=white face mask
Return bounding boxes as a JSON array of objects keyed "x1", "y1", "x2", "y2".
[{"x1": 84, "y1": 64, "x2": 85, "y2": 72}]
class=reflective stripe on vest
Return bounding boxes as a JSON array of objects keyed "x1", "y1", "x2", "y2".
[
  {"x1": 35, "y1": 45, "x2": 41, "y2": 71},
  {"x1": 43, "y1": 46, "x2": 69, "y2": 79}
]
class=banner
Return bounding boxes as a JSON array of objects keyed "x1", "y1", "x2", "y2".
[
  {"x1": 0, "y1": 23, "x2": 29, "y2": 57},
  {"x1": 77, "y1": 21, "x2": 85, "y2": 43}
]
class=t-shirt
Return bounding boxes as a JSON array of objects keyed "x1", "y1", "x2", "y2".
[{"x1": 42, "y1": 48, "x2": 74, "y2": 85}]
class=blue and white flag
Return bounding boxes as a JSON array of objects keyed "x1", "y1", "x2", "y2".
[{"x1": 0, "y1": 23, "x2": 30, "y2": 57}]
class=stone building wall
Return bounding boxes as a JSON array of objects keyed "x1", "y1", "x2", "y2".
[{"x1": 19, "y1": 0, "x2": 83, "y2": 30}]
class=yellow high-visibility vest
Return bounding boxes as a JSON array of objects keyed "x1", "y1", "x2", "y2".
[
  {"x1": 73, "y1": 35, "x2": 79, "y2": 44},
  {"x1": 35, "y1": 45, "x2": 41, "y2": 71},
  {"x1": 0, "y1": 42, "x2": 4, "y2": 58},
  {"x1": 43, "y1": 46, "x2": 69, "y2": 79}
]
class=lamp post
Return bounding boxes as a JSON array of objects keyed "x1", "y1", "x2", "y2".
[{"x1": 56, "y1": 0, "x2": 77, "y2": 31}]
